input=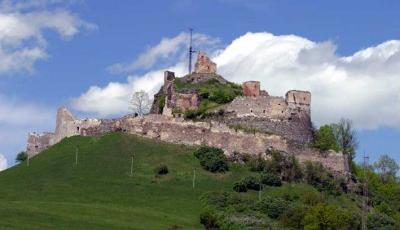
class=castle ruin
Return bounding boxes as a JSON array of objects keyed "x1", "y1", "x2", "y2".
[{"x1": 26, "y1": 52, "x2": 348, "y2": 174}]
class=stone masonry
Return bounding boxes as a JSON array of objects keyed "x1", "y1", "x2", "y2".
[
  {"x1": 162, "y1": 71, "x2": 200, "y2": 117},
  {"x1": 26, "y1": 108, "x2": 347, "y2": 174},
  {"x1": 26, "y1": 107, "x2": 101, "y2": 156},
  {"x1": 194, "y1": 51, "x2": 217, "y2": 74},
  {"x1": 223, "y1": 82, "x2": 313, "y2": 144}
]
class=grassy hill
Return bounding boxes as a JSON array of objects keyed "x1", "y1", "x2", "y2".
[
  {"x1": 0, "y1": 133, "x2": 397, "y2": 229},
  {"x1": 0, "y1": 133, "x2": 260, "y2": 229}
]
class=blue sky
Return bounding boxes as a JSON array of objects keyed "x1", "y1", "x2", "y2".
[{"x1": 0, "y1": 0, "x2": 399, "y2": 169}]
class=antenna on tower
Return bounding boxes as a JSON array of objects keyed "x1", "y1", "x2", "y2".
[
  {"x1": 362, "y1": 151, "x2": 369, "y2": 230},
  {"x1": 188, "y1": 28, "x2": 196, "y2": 74}
]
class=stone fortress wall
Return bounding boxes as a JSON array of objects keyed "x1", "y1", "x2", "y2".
[
  {"x1": 27, "y1": 109, "x2": 347, "y2": 174},
  {"x1": 27, "y1": 107, "x2": 101, "y2": 156},
  {"x1": 221, "y1": 85, "x2": 313, "y2": 144}
]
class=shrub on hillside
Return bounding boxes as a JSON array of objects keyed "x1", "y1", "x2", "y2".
[
  {"x1": 303, "y1": 204, "x2": 359, "y2": 230},
  {"x1": 199, "y1": 208, "x2": 220, "y2": 230},
  {"x1": 367, "y1": 212, "x2": 398, "y2": 230},
  {"x1": 303, "y1": 161, "x2": 346, "y2": 195},
  {"x1": 257, "y1": 196, "x2": 289, "y2": 219},
  {"x1": 233, "y1": 181, "x2": 247, "y2": 193},
  {"x1": 15, "y1": 151, "x2": 28, "y2": 163},
  {"x1": 302, "y1": 191, "x2": 323, "y2": 206},
  {"x1": 246, "y1": 154, "x2": 267, "y2": 172},
  {"x1": 154, "y1": 164, "x2": 169, "y2": 175},
  {"x1": 260, "y1": 172, "x2": 282, "y2": 187},
  {"x1": 264, "y1": 150, "x2": 303, "y2": 182},
  {"x1": 194, "y1": 146, "x2": 229, "y2": 173},
  {"x1": 281, "y1": 206, "x2": 308, "y2": 229},
  {"x1": 242, "y1": 176, "x2": 261, "y2": 191}
]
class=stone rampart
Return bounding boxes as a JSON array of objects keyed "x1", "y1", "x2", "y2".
[
  {"x1": 113, "y1": 115, "x2": 345, "y2": 174},
  {"x1": 27, "y1": 108, "x2": 346, "y2": 174}
]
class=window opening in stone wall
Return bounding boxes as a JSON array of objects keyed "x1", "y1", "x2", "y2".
[{"x1": 77, "y1": 127, "x2": 80, "y2": 132}]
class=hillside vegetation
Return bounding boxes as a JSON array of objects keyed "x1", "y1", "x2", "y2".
[{"x1": 0, "y1": 133, "x2": 398, "y2": 229}]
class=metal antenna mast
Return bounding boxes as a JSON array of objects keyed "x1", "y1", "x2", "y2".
[
  {"x1": 362, "y1": 151, "x2": 369, "y2": 230},
  {"x1": 188, "y1": 28, "x2": 196, "y2": 74}
]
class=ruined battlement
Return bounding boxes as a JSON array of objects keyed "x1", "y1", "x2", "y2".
[{"x1": 26, "y1": 108, "x2": 347, "y2": 174}]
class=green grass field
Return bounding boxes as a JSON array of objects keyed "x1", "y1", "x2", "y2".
[
  {"x1": 0, "y1": 133, "x2": 257, "y2": 229},
  {"x1": 0, "y1": 132, "x2": 347, "y2": 229}
]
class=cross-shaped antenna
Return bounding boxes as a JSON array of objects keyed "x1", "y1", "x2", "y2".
[{"x1": 188, "y1": 28, "x2": 196, "y2": 74}]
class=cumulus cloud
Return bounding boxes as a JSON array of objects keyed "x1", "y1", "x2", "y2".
[
  {"x1": 0, "y1": 94, "x2": 55, "y2": 168},
  {"x1": 0, "y1": 154, "x2": 7, "y2": 171},
  {"x1": 107, "y1": 32, "x2": 220, "y2": 74},
  {"x1": 0, "y1": 0, "x2": 95, "y2": 74},
  {"x1": 73, "y1": 32, "x2": 400, "y2": 130},
  {"x1": 72, "y1": 63, "x2": 187, "y2": 116}
]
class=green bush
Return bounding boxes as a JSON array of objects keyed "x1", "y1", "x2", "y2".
[
  {"x1": 242, "y1": 176, "x2": 261, "y2": 191},
  {"x1": 246, "y1": 154, "x2": 267, "y2": 172},
  {"x1": 281, "y1": 206, "x2": 307, "y2": 229},
  {"x1": 367, "y1": 212, "x2": 398, "y2": 230},
  {"x1": 199, "y1": 208, "x2": 220, "y2": 230},
  {"x1": 154, "y1": 164, "x2": 169, "y2": 175},
  {"x1": 257, "y1": 196, "x2": 289, "y2": 219},
  {"x1": 194, "y1": 146, "x2": 229, "y2": 173},
  {"x1": 264, "y1": 150, "x2": 303, "y2": 182},
  {"x1": 303, "y1": 161, "x2": 346, "y2": 195},
  {"x1": 313, "y1": 124, "x2": 340, "y2": 152},
  {"x1": 15, "y1": 151, "x2": 28, "y2": 163},
  {"x1": 260, "y1": 173, "x2": 282, "y2": 187},
  {"x1": 301, "y1": 191, "x2": 323, "y2": 206},
  {"x1": 303, "y1": 204, "x2": 358, "y2": 230},
  {"x1": 233, "y1": 181, "x2": 247, "y2": 193}
]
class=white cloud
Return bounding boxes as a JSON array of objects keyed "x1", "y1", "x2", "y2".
[
  {"x1": 72, "y1": 63, "x2": 187, "y2": 116},
  {"x1": 0, "y1": 154, "x2": 7, "y2": 171},
  {"x1": 0, "y1": 1, "x2": 95, "y2": 74},
  {"x1": 73, "y1": 32, "x2": 400, "y2": 130},
  {"x1": 107, "y1": 32, "x2": 220, "y2": 74},
  {"x1": 0, "y1": 94, "x2": 55, "y2": 125},
  {"x1": 0, "y1": 94, "x2": 55, "y2": 168}
]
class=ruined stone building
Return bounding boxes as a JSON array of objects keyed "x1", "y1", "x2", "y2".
[
  {"x1": 26, "y1": 51, "x2": 348, "y2": 174},
  {"x1": 151, "y1": 52, "x2": 313, "y2": 144}
]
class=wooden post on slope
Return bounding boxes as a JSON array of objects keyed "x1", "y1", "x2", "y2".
[
  {"x1": 75, "y1": 146, "x2": 79, "y2": 167},
  {"x1": 130, "y1": 155, "x2": 134, "y2": 177},
  {"x1": 259, "y1": 178, "x2": 262, "y2": 202},
  {"x1": 192, "y1": 168, "x2": 196, "y2": 189}
]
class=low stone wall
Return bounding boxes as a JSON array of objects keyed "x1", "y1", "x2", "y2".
[
  {"x1": 107, "y1": 115, "x2": 346, "y2": 174},
  {"x1": 27, "y1": 108, "x2": 347, "y2": 174}
]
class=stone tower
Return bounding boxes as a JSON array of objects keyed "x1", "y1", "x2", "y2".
[
  {"x1": 242, "y1": 81, "x2": 260, "y2": 97},
  {"x1": 194, "y1": 51, "x2": 217, "y2": 74}
]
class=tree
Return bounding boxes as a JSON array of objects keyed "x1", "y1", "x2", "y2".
[
  {"x1": 130, "y1": 90, "x2": 151, "y2": 116},
  {"x1": 303, "y1": 204, "x2": 356, "y2": 230},
  {"x1": 332, "y1": 119, "x2": 358, "y2": 170},
  {"x1": 313, "y1": 125, "x2": 340, "y2": 152},
  {"x1": 373, "y1": 154, "x2": 399, "y2": 183},
  {"x1": 15, "y1": 151, "x2": 28, "y2": 163}
]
